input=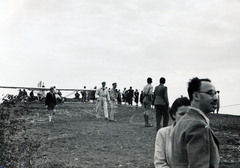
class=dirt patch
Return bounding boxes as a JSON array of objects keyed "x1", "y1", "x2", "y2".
[{"x1": 3, "y1": 102, "x2": 240, "y2": 167}]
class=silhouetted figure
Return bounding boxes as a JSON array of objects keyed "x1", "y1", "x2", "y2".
[
  {"x1": 75, "y1": 91, "x2": 80, "y2": 100},
  {"x1": 154, "y1": 77, "x2": 169, "y2": 132},
  {"x1": 140, "y1": 91, "x2": 144, "y2": 106},
  {"x1": 143, "y1": 77, "x2": 154, "y2": 127},
  {"x1": 45, "y1": 87, "x2": 57, "y2": 122},
  {"x1": 127, "y1": 86, "x2": 134, "y2": 105}
]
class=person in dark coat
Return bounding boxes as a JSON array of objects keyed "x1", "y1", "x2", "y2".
[
  {"x1": 140, "y1": 91, "x2": 144, "y2": 106},
  {"x1": 154, "y1": 77, "x2": 169, "y2": 132},
  {"x1": 134, "y1": 89, "x2": 139, "y2": 106},
  {"x1": 45, "y1": 87, "x2": 57, "y2": 122},
  {"x1": 127, "y1": 86, "x2": 134, "y2": 105}
]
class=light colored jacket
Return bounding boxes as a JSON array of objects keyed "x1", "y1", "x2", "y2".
[
  {"x1": 171, "y1": 107, "x2": 220, "y2": 168},
  {"x1": 96, "y1": 87, "x2": 110, "y2": 101},
  {"x1": 154, "y1": 125, "x2": 174, "y2": 168}
]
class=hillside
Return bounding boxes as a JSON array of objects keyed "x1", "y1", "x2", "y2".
[{"x1": 1, "y1": 102, "x2": 240, "y2": 168}]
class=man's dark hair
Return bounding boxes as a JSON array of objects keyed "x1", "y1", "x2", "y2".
[
  {"x1": 147, "y1": 77, "x2": 152, "y2": 84},
  {"x1": 160, "y1": 77, "x2": 166, "y2": 84},
  {"x1": 187, "y1": 77, "x2": 211, "y2": 101}
]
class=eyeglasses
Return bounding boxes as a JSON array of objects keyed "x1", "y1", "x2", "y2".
[{"x1": 198, "y1": 90, "x2": 220, "y2": 97}]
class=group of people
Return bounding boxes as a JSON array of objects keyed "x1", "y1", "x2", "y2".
[
  {"x1": 142, "y1": 77, "x2": 170, "y2": 129},
  {"x1": 44, "y1": 77, "x2": 220, "y2": 167},
  {"x1": 95, "y1": 81, "x2": 118, "y2": 121},
  {"x1": 74, "y1": 87, "x2": 97, "y2": 103},
  {"x1": 153, "y1": 77, "x2": 220, "y2": 167}
]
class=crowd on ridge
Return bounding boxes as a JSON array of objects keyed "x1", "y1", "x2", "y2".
[{"x1": 14, "y1": 76, "x2": 221, "y2": 167}]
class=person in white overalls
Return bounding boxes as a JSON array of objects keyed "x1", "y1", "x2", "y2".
[{"x1": 95, "y1": 82, "x2": 110, "y2": 120}]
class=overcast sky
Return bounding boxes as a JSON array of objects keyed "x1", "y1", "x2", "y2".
[{"x1": 1, "y1": 0, "x2": 240, "y2": 115}]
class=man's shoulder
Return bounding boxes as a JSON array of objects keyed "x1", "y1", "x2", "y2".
[{"x1": 175, "y1": 112, "x2": 207, "y2": 131}]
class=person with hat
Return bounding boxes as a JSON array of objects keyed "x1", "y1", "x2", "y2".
[
  {"x1": 95, "y1": 82, "x2": 110, "y2": 120},
  {"x1": 45, "y1": 86, "x2": 57, "y2": 122},
  {"x1": 109, "y1": 82, "x2": 118, "y2": 121}
]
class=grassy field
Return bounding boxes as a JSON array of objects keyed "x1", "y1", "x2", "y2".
[{"x1": 2, "y1": 101, "x2": 240, "y2": 167}]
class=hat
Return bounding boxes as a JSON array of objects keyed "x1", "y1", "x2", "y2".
[
  {"x1": 102, "y1": 81, "x2": 106, "y2": 85},
  {"x1": 112, "y1": 82, "x2": 117, "y2": 86}
]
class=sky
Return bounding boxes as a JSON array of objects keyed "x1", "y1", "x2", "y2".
[{"x1": 0, "y1": 0, "x2": 240, "y2": 115}]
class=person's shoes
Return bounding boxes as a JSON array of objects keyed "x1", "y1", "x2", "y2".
[
  {"x1": 145, "y1": 123, "x2": 153, "y2": 127},
  {"x1": 109, "y1": 119, "x2": 117, "y2": 122},
  {"x1": 105, "y1": 118, "x2": 108, "y2": 120}
]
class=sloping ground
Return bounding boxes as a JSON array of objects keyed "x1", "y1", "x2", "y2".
[
  {"x1": 11, "y1": 102, "x2": 240, "y2": 167},
  {"x1": 24, "y1": 102, "x2": 156, "y2": 168}
]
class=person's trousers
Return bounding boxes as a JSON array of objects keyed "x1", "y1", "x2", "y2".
[
  {"x1": 96, "y1": 97, "x2": 108, "y2": 119},
  {"x1": 155, "y1": 105, "x2": 169, "y2": 132},
  {"x1": 109, "y1": 101, "x2": 117, "y2": 120}
]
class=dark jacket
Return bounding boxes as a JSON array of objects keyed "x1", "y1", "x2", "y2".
[
  {"x1": 45, "y1": 92, "x2": 57, "y2": 106},
  {"x1": 154, "y1": 84, "x2": 169, "y2": 106}
]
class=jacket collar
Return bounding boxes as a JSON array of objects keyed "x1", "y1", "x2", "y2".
[{"x1": 188, "y1": 107, "x2": 210, "y2": 125}]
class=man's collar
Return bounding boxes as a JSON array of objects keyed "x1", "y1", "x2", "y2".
[{"x1": 189, "y1": 106, "x2": 210, "y2": 125}]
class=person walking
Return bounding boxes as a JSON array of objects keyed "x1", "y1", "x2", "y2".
[
  {"x1": 45, "y1": 86, "x2": 57, "y2": 122},
  {"x1": 95, "y1": 82, "x2": 110, "y2": 120},
  {"x1": 154, "y1": 77, "x2": 169, "y2": 132},
  {"x1": 143, "y1": 77, "x2": 154, "y2": 127},
  {"x1": 171, "y1": 77, "x2": 220, "y2": 168},
  {"x1": 109, "y1": 83, "x2": 118, "y2": 121}
]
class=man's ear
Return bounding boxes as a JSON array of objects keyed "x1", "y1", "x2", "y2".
[{"x1": 192, "y1": 92, "x2": 200, "y2": 101}]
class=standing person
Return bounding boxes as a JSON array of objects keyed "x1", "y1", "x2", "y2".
[
  {"x1": 109, "y1": 83, "x2": 118, "y2": 121},
  {"x1": 143, "y1": 77, "x2": 154, "y2": 127},
  {"x1": 140, "y1": 91, "x2": 144, "y2": 106},
  {"x1": 134, "y1": 89, "x2": 139, "y2": 106},
  {"x1": 122, "y1": 88, "x2": 127, "y2": 104},
  {"x1": 91, "y1": 86, "x2": 97, "y2": 103},
  {"x1": 154, "y1": 77, "x2": 170, "y2": 132},
  {"x1": 75, "y1": 91, "x2": 80, "y2": 100},
  {"x1": 81, "y1": 86, "x2": 87, "y2": 102},
  {"x1": 117, "y1": 89, "x2": 122, "y2": 104},
  {"x1": 171, "y1": 77, "x2": 220, "y2": 168},
  {"x1": 154, "y1": 97, "x2": 190, "y2": 168},
  {"x1": 128, "y1": 86, "x2": 134, "y2": 105},
  {"x1": 95, "y1": 82, "x2": 110, "y2": 120},
  {"x1": 45, "y1": 87, "x2": 57, "y2": 122}
]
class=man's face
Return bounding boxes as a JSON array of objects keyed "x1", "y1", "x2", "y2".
[
  {"x1": 50, "y1": 88, "x2": 54, "y2": 93},
  {"x1": 198, "y1": 81, "x2": 219, "y2": 114},
  {"x1": 102, "y1": 83, "x2": 106, "y2": 88}
]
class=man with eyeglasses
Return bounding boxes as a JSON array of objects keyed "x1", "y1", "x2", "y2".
[{"x1": 170, "y1": 77, "x2": 220, "y2": 168}]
